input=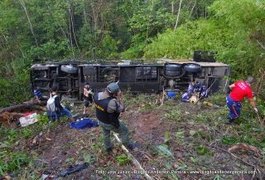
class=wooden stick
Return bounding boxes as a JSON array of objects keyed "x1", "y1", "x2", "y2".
[
  {"x1": 255, "y1": 111, "x2": 264, "y2": 126},
  {"x1": 113, "y1": 133, "x2": 153, "y2": 180},
  {"x1": 251, "y1": 168, "x2": 257, "y2": 180}
]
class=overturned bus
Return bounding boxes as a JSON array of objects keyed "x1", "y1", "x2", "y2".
[{"x1": 30, "y1": 55, "x2": 230, "y2": 100}]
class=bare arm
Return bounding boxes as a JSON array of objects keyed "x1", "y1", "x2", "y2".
[{"x1": 229, "y1": 83, "x2": 235, "y2": 89}]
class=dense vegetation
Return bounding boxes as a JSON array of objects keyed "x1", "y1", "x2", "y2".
[
  {"x1": 0, "y1": 0, "x2": 264, "y2": 106},
  {"x1": 0, "y1": 0, "x2": 265, "y2": 177}
]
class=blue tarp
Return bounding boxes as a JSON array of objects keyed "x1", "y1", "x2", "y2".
[{"x1": 70, "y1": 118, "x2": 99, "y2": 129}]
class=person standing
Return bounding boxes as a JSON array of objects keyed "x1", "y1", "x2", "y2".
[
  {"x1": 83, "y1": 83, "x2": 94, "y2": 114},
  {"x1": 226, "y1": 76, "x2": 258, "y2": 124},
  {"x1": 94, "y1": 82, "x2": 135, "y2": 153}
]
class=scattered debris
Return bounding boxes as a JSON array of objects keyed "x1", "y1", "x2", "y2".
[
  {"x1": 0, "y1": 101, "x2": 46, "y2": 127},
  {"x1": 202, "y1": 101, "x2": 220, "y2": 108},
  {"x1": 189, "y1": 94, "x2": 200, "y2": 104},
  {"x1": 19, "y1": 112, "x2": 38, "y2": 127},
  {"x1": 58, "y1": 162, "x2": 89, "y2": 177}
]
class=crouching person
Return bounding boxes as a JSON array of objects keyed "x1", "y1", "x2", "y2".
[
  {"x1": 94, "y1": 82, "x2": 135, "y2": 153},
  {"x1": 47, "y1": 86, "x2": 73, "y2": 121}
]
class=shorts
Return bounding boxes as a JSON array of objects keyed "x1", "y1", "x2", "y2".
[{"x1": 84, "y1": 97, "x2": 93, "y2": 107}]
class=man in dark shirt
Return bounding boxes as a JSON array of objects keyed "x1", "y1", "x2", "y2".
[{"x1": 94, "y1": 82, "x2": 134, "y2": 153}]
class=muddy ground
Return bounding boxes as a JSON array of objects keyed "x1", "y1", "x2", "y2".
[{"x1": 3, "y1": 95, "x2": 265, "y2": 179}]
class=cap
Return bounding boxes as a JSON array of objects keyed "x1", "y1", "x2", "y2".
[
  {"x1": 246, "y1": 76, "x2": 255, "y2": 84},
  {"x1": 107, "y1": 82, "x2": 120, "y2": 94}
]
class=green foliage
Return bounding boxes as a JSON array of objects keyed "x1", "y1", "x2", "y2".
[
  {"x1": 0, "y1": 58, "x2": 31, "y2": 107},
  {"x1": 37, "y1": 113, "x2": 50, "y2": 126},
  {"x1": 156, "y1": 144, "x2": 173, "y2": 157},
  {"x1": 121, "y1": 42, "x2": 145, "y2": 59},
  {"x1": 0, "y1": 151, "x2": 30, "y2": 176},
  {"x1": 115, "y1": 154, "x2": 131, "y2": 166},
  {"x1": 83, "y1": 153, "x2": 96, "y2": 164},
  {"x1": 164, "y1": 131, "x2": 171, "y2": 144},
  {"x1": 129, "y1": 1, "x2": 175, "y2": 38},
  {"x1": 6, "y1": 129, "x2": 18, "y2": 143},
  {"x1": 175, "y1": 131, "x2": 184, "y2": 143},
  {"x1": 124, "y1": 93, "x2": 157, "y2": 110},
  {"x1": 195, "y1": 114, "x2": 208, "y2": 122},
  {"x1": 144, "y1": 0, "x2": 265, "y2": 78},
  {"x1": 205, "y1": 93, "x2": 226, "y2": 106},
  {"x1": 194, "y1": 130, "x2": 212, "y2": 142},
  {"x1": 196, "y1": 145, "x2": 211, "y2": 155},
  {"x1": 29, "y1": 40, "x2": 71, "y2": 59},
  {"x1": 20, "y1": 128, "x2": 33, "y2": 139},
  {"x1": 97, "y1": 34, "x2": 119, "y2": 59},
  {"x1": 221, "y1": 136, "x2": 238, "y2": 145},
  {"x1": 165, "y1": 109, "x2": 182, "y2": 121}
]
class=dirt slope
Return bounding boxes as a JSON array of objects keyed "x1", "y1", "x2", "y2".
[{"x1": 5, "y1": 96, "x2": 265, "y2": 179}]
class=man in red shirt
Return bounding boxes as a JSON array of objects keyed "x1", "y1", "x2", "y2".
[{"x1": 226, "y1": 76, "x2": 258, "y2": 124}]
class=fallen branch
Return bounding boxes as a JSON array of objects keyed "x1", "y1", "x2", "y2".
[
  {"x1": 228, "y1": 143, "x2": 261, "y2": 157},
  {"x1": 256, "y1": 69, "x2": 265, "y2": 96},
  {"x1": 113, "y1": 133, "x2": 153, "y2": 180},
  {"x1": 255, "y1": 111, "x2": 264, "y2": 127},
  {"x1": 257, "y1": 40, "x2": 265, "y2": 50},
  {"x1": 210, "y1": 145, "x2": 263, "y2": 178},
  {"x1": 251, "y1": 168, "x2": 257, "y2": 180},
  {"x1": 0, "y1": 101, "x2": 45, "y2": 114},
  {"x1": 210, "y1": 145, "x2": 257, "y2": 168}
]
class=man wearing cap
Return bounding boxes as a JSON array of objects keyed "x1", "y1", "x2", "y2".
[
  {"x1": 94, "y1": 82, "x2": 134, "y2": 153},
  {"x1": 226, "y1": 76, "x2": 258, "y2": 124}
]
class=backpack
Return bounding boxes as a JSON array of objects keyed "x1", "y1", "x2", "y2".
[{"x1": 46, "y1": 95, "x2": 57, "y2": 112}]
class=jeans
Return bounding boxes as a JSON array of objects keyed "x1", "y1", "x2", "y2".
[
  {"x1": 47, "y1": 108, "x2": 72, "y2": 121},
  {"x1": 226, "y1": 95, "x2": 242, "y2": 120},
  {"x1": 98, "y1": 121, "x2": 130, "y2": 150}
]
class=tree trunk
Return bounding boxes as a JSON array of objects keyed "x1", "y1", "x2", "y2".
[
  {"x1": 67, "y1": 1, "x2": 75, "y2": 56},
  {"x1": 0, "y1": 101, "x2": 45, "y2": 114},
  {"x1": 171, "y1": 1, "x2": 174, "y2": 14},
  {"x1": 68, "y1": 1, "x2": 80, "y2": 51},
  {"x1": 18, "y1": 0, "x2": 38, "y2": 46},
  {"x1": 189, "y1": 0, "x2": 196, "y2": 19},
  {"x1": 83, "y1": 0, "x2": 89, "y2": 25},
  {"x1": 174, "y1": 0, "x2": 183, "y2": 31},
  {"x1": 90, "y1": 1, "x2": 98, "y2": 32}
]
